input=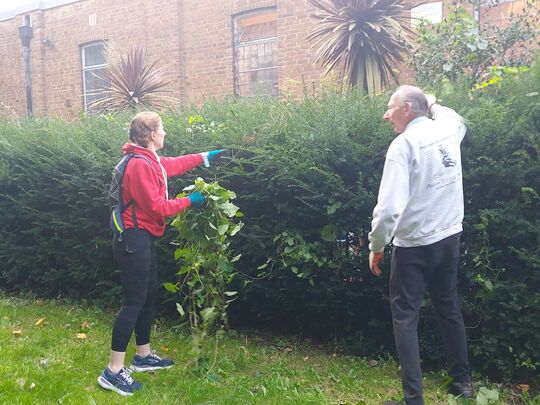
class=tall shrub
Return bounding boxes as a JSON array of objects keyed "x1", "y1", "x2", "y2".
[{"x1": 0, "y1": 61, "x2": 538, "y2": 380}]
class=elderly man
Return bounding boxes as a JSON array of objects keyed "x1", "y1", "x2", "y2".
[{"x1": 368, "y1": 86, "x2": 473, "y2": 405}]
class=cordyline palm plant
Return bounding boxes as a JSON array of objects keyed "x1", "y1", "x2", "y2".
[
  {"x1": 90, "y1": 46, "x2": 176, "y2": 112},
  {"x1": 307, "y1": 0, "x2": 414, "y2": 94}
]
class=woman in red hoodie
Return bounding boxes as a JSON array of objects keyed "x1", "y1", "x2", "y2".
[{"x1": 98, "y1": 111, "x2": 223, "y2": 396}]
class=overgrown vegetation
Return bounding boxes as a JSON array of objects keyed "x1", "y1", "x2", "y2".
[
  {"x1": 409, "y1": 2, "x2": 539, "y2": 88},
  {"x1": 166, "y1": 178, "x2": 244, "y2": 369},
  {"x1": 0, "y1": 58, "x2": 538, "y2": 383}
]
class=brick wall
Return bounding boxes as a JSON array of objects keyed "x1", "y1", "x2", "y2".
[
  {"x1": 0, "y1": 0, "x2": 183, "y2": 118},
  {"x1": 0, "y1": 0, "x2": 530, "y2": 119},
  {"x1": 0, "y1": 14, "x2": 28, "y2": 118},
  {"x1": 1, "y1": 0, "x2": 327, "y2": 118}
]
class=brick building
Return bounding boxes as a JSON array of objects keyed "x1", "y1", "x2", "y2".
[{"x1": 0, "y1": 0, "x2": 530, "y2": 118}]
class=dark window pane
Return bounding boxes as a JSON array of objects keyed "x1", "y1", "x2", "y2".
[{"x1": 233, "y1": 10, "x2": 278, "y2": 97}]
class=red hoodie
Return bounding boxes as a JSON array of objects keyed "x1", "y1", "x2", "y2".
[{"x1": 120, "y1": 143, "x2": 204, "y2": 237}]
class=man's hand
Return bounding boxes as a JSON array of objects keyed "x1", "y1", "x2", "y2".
[
  {"x1": 425, "y1": 94, "x2": 439, "y2": 114},
  {"x1": 369, "y1": 251, "x2": 384, "y2": 277}
]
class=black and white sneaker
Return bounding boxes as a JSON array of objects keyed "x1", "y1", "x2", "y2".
[
  {"x1": 97, "y1": 367, "x2": 142, "y2": 396},
  {"x1": 130, "y1": 351, "x2": 174, "y2": 372}
]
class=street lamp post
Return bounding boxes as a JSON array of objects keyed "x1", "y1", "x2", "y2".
[{"x1": 18, "y1": 24, "x2": 34, "y2": 116}]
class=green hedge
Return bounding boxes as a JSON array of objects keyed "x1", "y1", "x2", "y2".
[{"x1": 0, "y1": 62, "x2": 538, "y2": 381}]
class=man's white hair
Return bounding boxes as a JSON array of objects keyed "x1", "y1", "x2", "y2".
[{"x1": 394, "y1": 85, "x2": 428, "y2": 116}]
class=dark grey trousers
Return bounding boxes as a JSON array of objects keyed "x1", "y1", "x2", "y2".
[{"x1": 389, "y1": 232, "x2": 470, "y2": 405}]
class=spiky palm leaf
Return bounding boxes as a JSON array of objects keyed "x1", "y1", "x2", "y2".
[
  {"x1": 307, "y1": 0, "x2": 414, "y2": 94},
  {"x1": 89, "y1": 46, "x2": 176, "y2": 112}
]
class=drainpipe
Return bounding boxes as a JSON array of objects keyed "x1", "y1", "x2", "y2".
[
  {"x1": 18, "y1": 24, "x2": 34, "y2": 116},
  {"x1": 473, "y1": 0, "x2": 481, "y2": 23}
]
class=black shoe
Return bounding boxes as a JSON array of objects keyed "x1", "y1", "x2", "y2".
[{"x1": 448, "y1": 381, "x2": 474, "y2": 399}]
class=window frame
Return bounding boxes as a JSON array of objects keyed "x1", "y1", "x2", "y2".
[
  {"x1": 80, "y1": 41, "x2": 108, "y2": 111},
  {"x1": 232, "y1": 7, "x2": 278, "y2": 97}
]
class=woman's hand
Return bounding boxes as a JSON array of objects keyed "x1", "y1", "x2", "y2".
[{"x1": 188, "y1": 191, "x2": 205, "y2": 208}]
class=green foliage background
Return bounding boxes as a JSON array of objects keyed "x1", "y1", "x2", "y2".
[{"x1": 0, "y1": 61, "x2": 538, "y2": 381}]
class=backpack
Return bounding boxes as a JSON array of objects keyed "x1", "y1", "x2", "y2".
[{"x1": 108, "y1": 153, "x2": 151, "y2": 235}]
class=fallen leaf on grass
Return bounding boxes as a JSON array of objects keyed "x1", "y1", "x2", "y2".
[
  {"x1": 29, "y1": 382, "x2": 35, "y2": 389},
  {"x1": 369, "y1": 359, "x2": 379, "y2": 367},
  {"x1": 516, "y1": 384, "x2": 529, "y2": 393},
  {"x1": 76, "y1": 333, "x2": 87, "y2": 340},
  {"x1": 13, "y1": 329, "x2": 23, "y2": 337},
  {"x1": 16, "y1": 378, "x2": 25, "y2": 388},
  {"x1": 81, "y1": 320, "x2": 90, "y2": 329},
  {"x1": 35, "y1": 317, "x2": 45, "y2": 327},
  {"x1": 39, "y1": 358, "x2": 50, "y2": 368},
  {"x1": 303, "y1": 356, "x2": 310, "y2": 361}
]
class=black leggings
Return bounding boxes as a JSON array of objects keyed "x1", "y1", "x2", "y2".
[{"x1": 111, "y1": 229, "x2": 158, "y2": 352}]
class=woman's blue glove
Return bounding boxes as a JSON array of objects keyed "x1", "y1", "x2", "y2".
[
  {"x1": 188, "y1": 191, "x2": 205, "y2": 207},
  {"x1": 201, "y1": 149, "x2": 225, "y2": 167},
  {"x1": 208, "y1": 149, "x2": 225, "y2": 161}
]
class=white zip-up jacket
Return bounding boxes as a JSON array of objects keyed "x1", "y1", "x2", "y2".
[{"x1": 368, "y1": 105, "x2": 467, "y2": 252}]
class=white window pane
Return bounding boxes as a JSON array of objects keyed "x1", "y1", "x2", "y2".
[
  {"x1": 83, "y1": 44, "x2": 106, "y2": 67},
  {"x1": 411, "y1": 2, "x2": 442, "y2": 27}
]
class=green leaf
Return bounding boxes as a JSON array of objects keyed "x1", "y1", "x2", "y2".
[
  {"x1": 478, "y1": 386, "x2": 499, "y2": 402},
  {"x1": 218, "y1": 224, "x2": 229, "y2": 235},
  {"x1": 162, "y1": 282, "x2": 178, "y2": 293},
  {"x1": 229, "y1": 223, "x2": 243, "y2": 236},
  {"x1": 224, "y1": 291, "x2": 238, "y2": 296},
  {"x1": 174, "y1": 248, "x2": 190, "y2": 260},
  {"x1": 176, "y1": 303, "x2": 185, "y2": 317},
  {"x1": 321, "y1": 223, "x2": 338, "y2": 242},
  {"x1": 230, "y1": 254, "x2": 241, "y2": 262},
  {"x1": 201, "y1": 307, "x2": 217, "y2": 323},
  {"x1": 326, "y1": 201, "x2": 342, "y2": 214},
  {"x1": 257, "y1": 263, "x2": 269, "y2": 270},
  {"x1": 220, "y1": 201, "x2": 240, "y2": 217}
]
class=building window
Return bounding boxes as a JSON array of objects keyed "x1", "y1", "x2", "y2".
[
  {"x1": 81, "y1": 42, "x2": 108, "y2": 110},
  {"x1": 233, "y1": 9, "x2": 278, "y2": 97},
  {"x1": 411, "y1": 2, "x2": 442, "y2": 27}
]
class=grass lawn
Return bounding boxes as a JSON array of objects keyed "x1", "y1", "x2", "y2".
[{"x1": 0, "y1": 294, "x2": 531, "y2": 404}]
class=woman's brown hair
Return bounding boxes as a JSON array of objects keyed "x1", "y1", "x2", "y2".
[{"x1": 129, "y1": 111, "x2": 161, "y2": 147}]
